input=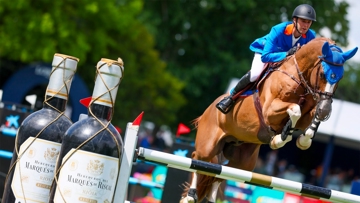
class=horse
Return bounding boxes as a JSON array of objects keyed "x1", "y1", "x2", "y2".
[{"x1": 179, "y1": 37, "x2": 358, "y2": 203}]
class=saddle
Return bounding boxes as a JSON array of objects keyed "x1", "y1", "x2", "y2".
[{"x1": 233, "y1": 59, "x2": 288, "y2": 99}]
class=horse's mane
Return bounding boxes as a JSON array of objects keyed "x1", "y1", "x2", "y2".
[{"x1": 309, "y1": 37, "x2": 335, "y2": 44}]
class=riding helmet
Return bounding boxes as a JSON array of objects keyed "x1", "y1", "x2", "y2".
[{"x1": 292, "y1": 4, "x2": 316, "y2": 21}]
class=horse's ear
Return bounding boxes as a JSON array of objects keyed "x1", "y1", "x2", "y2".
[
  {"x1": 321, "y1": 41, "x2": 332, "y2": 57},
  {"x1": 342, "y1": 47, "x2": 358, "y2": 61}
]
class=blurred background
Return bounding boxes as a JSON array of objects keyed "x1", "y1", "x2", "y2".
[{"x1": 0, "y1": 0, "x2": 360, "y2": 202}]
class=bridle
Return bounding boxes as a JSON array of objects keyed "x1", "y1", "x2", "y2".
[{"x1": 275, "y1": 45, "x2": 343, "y2": 103}]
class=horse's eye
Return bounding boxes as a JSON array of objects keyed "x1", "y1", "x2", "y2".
[{"x1": 320, "y1": 72, "x2": 325, "y2": 79}]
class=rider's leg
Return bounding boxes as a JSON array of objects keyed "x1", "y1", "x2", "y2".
[{"x1": 216, "y1": 53, "x2": 264, "y2": 114}]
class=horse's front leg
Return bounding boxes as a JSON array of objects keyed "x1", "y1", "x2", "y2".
[
  {"x1": 296, "y1": 116, "x2": 320, "y2": 150},
  {"x1": 270, "y1": 103, "x2": 302, "y2": 149}
]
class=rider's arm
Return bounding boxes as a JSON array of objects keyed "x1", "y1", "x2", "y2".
[{"x1": 261, "y1": 26, "x2": 288, "y2": 63}]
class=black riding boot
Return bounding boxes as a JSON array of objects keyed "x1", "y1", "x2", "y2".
[{"x1": 216, "y1": 72, "x2": 252, "y2": 114}]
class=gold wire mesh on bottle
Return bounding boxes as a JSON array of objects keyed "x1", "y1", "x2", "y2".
[
  {"x1": 53, "y1": 58, "x2": 124, "y2": 203},
  {"x1": 5, "y1": 54, "x2": 75, "y2": 202}
]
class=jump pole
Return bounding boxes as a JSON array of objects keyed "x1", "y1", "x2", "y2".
[{"x1": 136, "y1": 147, "x2": 360, "y2": 203}]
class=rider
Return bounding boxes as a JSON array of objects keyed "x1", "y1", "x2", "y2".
[{"x1": 216, "y1": 4, "x2": 317, "y2": 114}]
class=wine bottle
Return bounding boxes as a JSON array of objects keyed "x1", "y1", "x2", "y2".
[
  {"x1": 49, "y1": 58, "x2": 124, "y2": 203},
  {"x1": 2, "y1": 54, "x2": 79, "y2": 203}
]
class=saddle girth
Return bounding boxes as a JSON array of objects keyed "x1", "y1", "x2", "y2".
[{"x1": 253, "y1": 92, "x2": 275, "y2": 144}]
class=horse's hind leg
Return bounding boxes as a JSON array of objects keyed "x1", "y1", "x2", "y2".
[
  {"x1": 180, "y1": 176, "x2": 221, "y2": 203},
  {"x1": 202, "y1": 143, "x2": 262, "y2": 203},
  {"x1": 206, "y1": 181, "x2": 222, "y2": 203},
  {"x1": 180, "y1": 132, "x2": 223, "y2": 203},
  {"x1": 180, "y1": 157, "x2": 219, "y2": 203},
  {"x1": 223, "y1": 143, "x2": 261, "y2": 171},
  {"x1": 179, "y1": 173, "x2": 198, "y2": 203}
]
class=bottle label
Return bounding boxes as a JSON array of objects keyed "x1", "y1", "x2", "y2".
[
  {"x1": 54, "y1": 149, "x2": 119, "y2": 203},
  {"x1": 11, "y1": 137, "x2": 61, "y2": 203}
]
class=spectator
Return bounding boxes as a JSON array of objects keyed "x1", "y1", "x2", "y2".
[
  {"x1": 156, "y1": 125, "x2": 174, "y2": 149},
  {"x1": 152, "y1": 135, "x2": 166, "y2": 151},
  {"x1": 265, "y1": 150, "x2": 278, "y2": 175},
  {"x1": 275, "y1": 159, "x2": 288, "y2": 178},
  {"x1": 325, "y1": 167, "x2": 345, "y2": 191},
  {"x1": 253, "y1": 157, "x2": 267, "y2": 174},
  {"x1": 283, "y1": 165, "x2": 305, "y2": 182},
  {"x1": 139, "y1": 128, "x2": 155, "y2": 149}
]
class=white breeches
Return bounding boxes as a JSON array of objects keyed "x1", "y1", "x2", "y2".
[{"x1": 249, "y1": 53, "x2": 265, "y2": 82}]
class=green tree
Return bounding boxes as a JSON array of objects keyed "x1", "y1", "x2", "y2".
[
  {"x1": 0, "y1": 0, "x2": 186, "y2": 129},
  {"x1": 140, "y1": 0, "x2": 351, "y2": 125},
  {"x1": 335, "y1": 62, "x2": 360, "y2": 103}
]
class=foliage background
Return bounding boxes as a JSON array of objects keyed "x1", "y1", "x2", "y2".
[{"x1": 0, "y1": 0, "x2": 358, "y2": 133}]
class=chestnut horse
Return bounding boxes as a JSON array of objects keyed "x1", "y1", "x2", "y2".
[{"x1": 180, "y1": 37, "x2": 358, "y2": 203}]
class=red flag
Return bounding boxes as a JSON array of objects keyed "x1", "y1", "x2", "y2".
[
  {"x1": 176, "y1": 123, "x2": 191, "y2": 137},
  {"x1": 115, "y1": 126, "x2": 122, "y2": 134},
  {"x1": 133, "y1": 111, "x2": 144, "y2": 126},
  {"x1": 79, "y1": 97, "x2": 92, "y2": 108}
]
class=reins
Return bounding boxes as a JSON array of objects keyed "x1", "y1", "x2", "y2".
[
  {"x1": 271, "y1": 55, "x2": 319, "y2": 103},
  {"x1": 293, "y1": 56, "x2": 320, "y2": 101},
  {"x1": 274, "y1": 45, "x2": 343, "y2": 103}
]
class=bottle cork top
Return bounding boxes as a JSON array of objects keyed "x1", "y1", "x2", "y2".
[
  {"x1": 55, "y1": 53, "x2": 80, "y2": 62},
  {"x1": 100, "y1": 58, "x2": 124, "y2": 67}
]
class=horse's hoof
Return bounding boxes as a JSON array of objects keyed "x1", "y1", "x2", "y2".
[
  {"x1": 180, "y1": 188, "x2": 197, "y2": 203},
  {"x1": 179, "y1": 196, "x2": 195, "y2": 203},
  {"x1": 296, "y1": 136, "x2": 311, "y2": 150},
  {"x1": 270, "y1": 135, "x2": 292, "y2": 149},
  {"x1": 270, "y1": 135, "x2": 283, "y2": 149}
]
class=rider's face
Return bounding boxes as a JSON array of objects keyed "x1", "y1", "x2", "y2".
[{"x1": 293, "y1": 17, "x2": 312, "y2": 35}]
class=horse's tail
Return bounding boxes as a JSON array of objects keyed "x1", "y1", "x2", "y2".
[{"x1": 191, "y1": 116, "x2": 201, "y2": 129}]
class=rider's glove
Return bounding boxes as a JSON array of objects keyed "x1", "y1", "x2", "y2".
[{"x1": 286, "y1": 46, "x2": 298, "y2": 56}]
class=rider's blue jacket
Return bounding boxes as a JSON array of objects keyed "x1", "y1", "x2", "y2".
[{"x1": 249, "y1": 21, "x2": 316, "y2": 62}]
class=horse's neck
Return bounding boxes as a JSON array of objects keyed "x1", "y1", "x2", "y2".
[
  {"x1": 295, "y1": 51, "x2": 319, "y2": 75},
  {"x1": 296, "y1": 39, "x2": 328, "y2": 73}
]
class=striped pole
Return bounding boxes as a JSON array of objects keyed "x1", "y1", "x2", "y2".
[{"x1": 137, "y1": 147, "x2": 360, "y2": 203}]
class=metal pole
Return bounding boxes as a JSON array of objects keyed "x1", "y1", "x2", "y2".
[{"x1": 319, "y1": 135, "x2": 335, "y2": 187}]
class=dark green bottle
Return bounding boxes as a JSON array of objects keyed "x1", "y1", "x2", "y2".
[
  {"x1": 49, "y1": 58, "x2": 124, "y2": 203},
  {"x1": 2, "y1": 54, "x2": 79, "y2": 203}
]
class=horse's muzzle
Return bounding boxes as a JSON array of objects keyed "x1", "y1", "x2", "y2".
[{"x1": 316, "y1": 97, "x2": 333, "y2": 121}]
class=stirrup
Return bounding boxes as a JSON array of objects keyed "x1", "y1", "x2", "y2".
[{"x1": 216, "y1": 96, "x2": 235, "y2": 114}]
